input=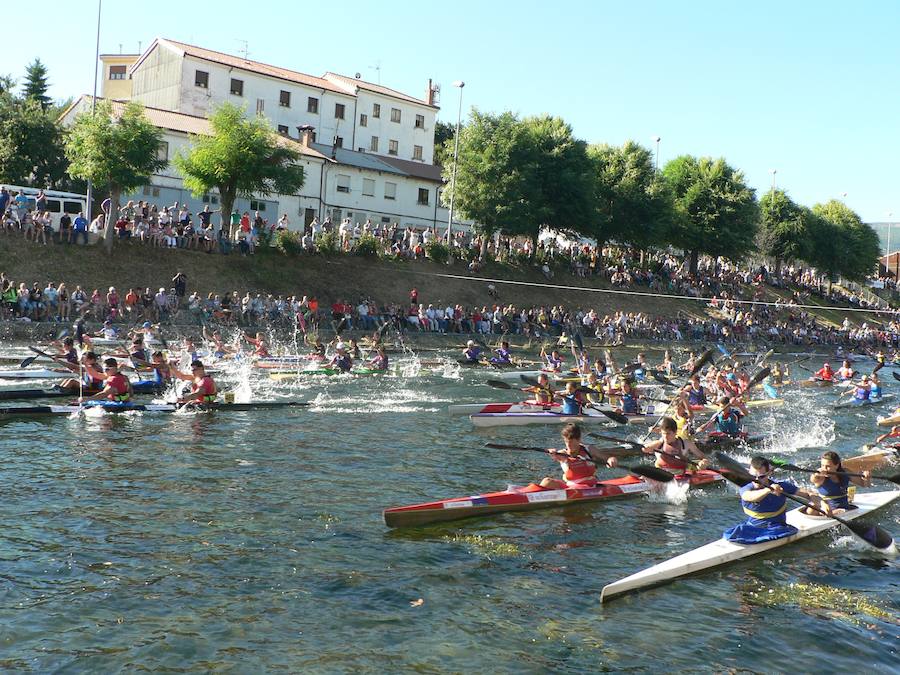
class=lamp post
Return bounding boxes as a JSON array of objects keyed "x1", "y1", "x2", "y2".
[
  {"x1": 770, "y1": 169, "x2": 777, "y2": 190},
  {"x1": 446, "y1": 80, "x2": 465, "y2": 244},
  {"x1": 86, "y1": 0, "x2": 102, "y2": 223},
  {"x1": 888, "y1": 212, "x2": 895, "y2": 282},
  {"x1": 652, "y1": 136, "x2": 661, "y2": 171}
]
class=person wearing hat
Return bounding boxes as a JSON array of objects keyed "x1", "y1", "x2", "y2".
[
  {"x1": 813, "y1": 362, "x2": 834, "y2": 382},
  {"x1": 328, "y1": 342, "x2": 353, "y2": 373},
  {"x1": 461, "y1": 340, "x2": 481, "y2": 364},
  {"x1": 79, "y1": 357, "x2": 132, "y2": 404},
  {"x1": 171, "y1": 359, "x2": 218, "y2": 405},
  {"x1": 699, "y1": 396, "x2": 748, "y2": 438}
]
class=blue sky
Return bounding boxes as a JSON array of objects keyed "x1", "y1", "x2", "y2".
[{"x1": 2, "y1": 0, "x2": 898, "y2": 222}]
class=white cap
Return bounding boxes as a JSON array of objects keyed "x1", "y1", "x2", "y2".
[
  {"x1": 466, "y1": 340, "x2": 475, "y2": 347},
  {"x1": 336, "y1": 342, "x2": 346, "y2": 351}
]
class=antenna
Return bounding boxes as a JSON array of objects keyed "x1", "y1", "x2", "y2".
[
  {"x1": 368, "y1": 60, "x2": 382, "y2": 85},
  {"x1": 237, "y1": 39, "x2": 250, "y2": 60},
  {"x1": 137, "y1": 40, "x2": 142, "y2": 53},
  {"x1": 118, "y1": 43, "x2": 123, "y2": 54}
]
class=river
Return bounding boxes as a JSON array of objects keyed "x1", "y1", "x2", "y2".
[{"x1": 0, "y1": 342, "x2": 897, "y2": 672}]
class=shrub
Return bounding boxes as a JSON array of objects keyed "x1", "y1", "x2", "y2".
[
  {"x1": 425, "y1": 240, "x2": 450, "y2": 265},
  {"x1": 315, "y1": 231, "x2": 339, "y2": 256},
  {"x1": 354, "y1": 233, "x2": 380, "y2": 257},
  {"x1": 274, "y1": 230, "x2": 303, "y2": 255}
]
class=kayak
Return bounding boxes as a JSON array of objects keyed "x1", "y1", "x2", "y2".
[
  {"x1": 832, "y1": 394, "x2": 895, "y2": 410},
  {"x1": 0, "y1": 380, "x2": 164, "y2": 400},
  {"x1": 600, "y1": 489, "x2": 900, "y2": 603},
  {"x1": 448, "y1": 401, "x2": 562, "y2": 416},
  {"x1": 383, "y1": 470, "x2": 725, "y2": 528},
  {"x1": 843, "y1": 447, "x2": 899, "y2": 473},
  {"x1": 269, "y1": 367, "x2": 386, "y2": 380},
  {"x1": 0, "y1": 368, "x2": 77, "y2": 380},
  {"x1": 690, "y1": 400, "x2": 785, "y2": 413},
  {"x1": 469, "y1": 407, "x2": 650, "y2": 428},
  {"x1": 0, "y1": 400, "x2": 308, "y2": 417},
  {"x1": 799, "y1": 378, "x2": 854, "y2": 388},
  {"x1": 254, "y1": 356, "x2": 324, "y2": 369}
]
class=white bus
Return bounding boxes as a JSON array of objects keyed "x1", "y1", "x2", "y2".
[{"x1": 2, "y1": 184, "x2": 88, "y2": 232}]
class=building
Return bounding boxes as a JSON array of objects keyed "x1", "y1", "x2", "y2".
[{"x1": 82, "y1": 37, "x2": 454, "y2": 233}]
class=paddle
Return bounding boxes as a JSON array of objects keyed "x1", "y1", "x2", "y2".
[
  {"x1": 892, "y1": 371, "x2": 900, "y2": 383},
  {"x1": 713, "y1": 451, "x2": 896, "y2": 550},
  {"x1": 483, "y1": 443, "x2": 675, "y2": 482},
  {"x1": 696, "y1": 366, "x2": 771, "y2": 434},
  {"x1": 768, "y1": 458, "x2": 900, "y2": 486},
  {"x1": 486, "y1": 379, "x2": 514, "y2": 390},
  {"x1": 589, "y1": 433, "x2": 642, "y2": 451},
  {"x1": 650, "y1": 371, "x2": 676, "y2": 386}
]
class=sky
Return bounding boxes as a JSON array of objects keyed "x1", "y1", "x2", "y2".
[{"x1": 2, "y1": 0, "x2": 898, "y2": 222}]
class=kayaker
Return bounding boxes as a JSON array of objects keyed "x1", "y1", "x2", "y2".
[
  {"x1": 802, "y1": 451, "x2": 871, "y2": 516},
  {"x1": 539, "y1": 423, "x2": 616, "y2": 490},
  {"x1": 244, "y1": 332, "x2": 271, "y2": 358},
  {"x1": 672, "y1": 396, "x2": 695, "y2": 439},
  {"x1": 79, "y1": 358, "x2": 132, "y2": 404},
  {"x1": 632, "y1": 352, "x2": 649, "y2": 381},
  {"x1": 685, "y1": 374, "x2": 707, "y2": 407},
  {"x1": 348, "y1": 338, "x2": 362, "y2": 360},
  {"x1": 770, "y1": 362, "x2": 785, "y2": 386},
  {"x1": 329, "y1": 343, "x2": 353, "y2": 373},
  {"x1": 836, "y1": 360, "x2": 854, "y2": 381},
  {"x1": 461, "y1": 340, "x2": 481, "y2": 364},
  {"x1": 661, "y1": 350, "x2": 674, "y2": 377},
  {"x1": 490, "y1": 341, "x2": 513, "y2": 366},
  {"x1": 171, "y1": 359, "x2": 218, "y2": 405},
  {"x1": 700, "y1": 397, "x2": 748, "y2": 438},
  {"x1": 813, "y1": 362, "x2": 834, "y2": 382},
  {"x1": 872, "y1": 350, "x2": 886, "y2": 375},
  {"x1": 148, "y1": 350, "x2": 173, "y2": 387},
  {"x1": 523, "y1": 373, "x2": 554, "y2": 405},
  {"x1": 311, "y1": 338, "x2": 327, "y2": 358},
  {"x1": 52, "y1": 337, "x2": 80, "y2": 365},
  {"x1": 851, "y1": 375, "x2": 871, "y2": 403},
  {"x1": 558, "y1": 381, "x2": 587, "y2": 415},
  {"x1": 875, "y1": 425, "x2": 900, "y2": 445},
  {"x1": 615, "y1": 378, "x2": 641, "y2": 415},
  {"x1": 723, "y1": 456, "x2": 817, "y2": 544},
  {"x1": 583, "y1": 372, "x2": 605, "y2": 405},
  {"x1": 870, "y1": 373, "x2": 882, "y2": 399},
  {"x1": 203, "y1": 328, "x2": 230, "y2": 359},
  {"x1": 367, "y1": 346, "x2": 389, "y2": 371},
  {"x1": 542, "y1": 347, "x2": 565, "y2": 373},
  {"x1": 59, "y1": 350, "x2": 104, "y2": 393},
  {"x1": 643, "y1": 417, "x2": 707, "y2": 471}
]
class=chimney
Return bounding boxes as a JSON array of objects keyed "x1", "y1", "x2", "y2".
[
  {"x1": 426, "y1": 78, "x2": 433, "y2": 106},
  {"x1": 296, "y1": 125, "x2": 315, "y2": 147}
]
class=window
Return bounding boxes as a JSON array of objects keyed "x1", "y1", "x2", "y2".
[
  {"x1": 278, "y1": 125, "x2": 289, "y2": 135},
  {"x1": 279, "y1": 90, "x2": 291, "y2": 107},
  {"x1": 413, "y1": 145, "x2": 423, "y2": 160},
  {"x1": 230, "y1": 78, "x2": 244, "y2": 96},
  {"x1": 256, "y1": 98, "x2": 265, "y2": 114},
  {"x1": 369, "y1": 136, "x2": 379, "y2": 152},
  {"x1": 64, "y1": 201, "x2": 82, "y2": 214},
  {"x1": 360, "y1": 113, "x2": 368, "y2": 127},
  {"x1": 201, "y1": 194, "x2": 219, "y2": 204},
  {"x1": 335, "y1": 103, "x2": 345, "y2": 119},
  {"x1": 304, "y1": 208, "x2": 316, "y2": 225},
  {"x1": 194, "y1": 70, "x2": 209, "y2": 88},
  {"x1": 358, "y1": 147, "x2": 366, "y2": 153},
  {"x1": 362, "y1": 178, "x2": 375, "y2": 196},
  {"x1": 372, "y1": 103, "x2": 381, "y2": 118},
  {"x1": 381, "y1": 216, "x2": 391, "y2": 223},
  {"x1": 157, "y1": 141, "x2": 169, "y2": 162},
  {"x1": 334, "y1": 136, "x2": 343, "y2": 148},
  {"x1": 384, "y1": 182, "x2": 397, "y2": 200},
  {"x1": 388, "y1": 139, "x2": 399, "y2": 156},
  {"x1": 307, "y1": 96, "x2": 319, "y2": 113},
  {"x1": 109, "y1": 65, "x2": 127, "y2": 80},
  {"x1": 46, "y1": 199, "x2": 61, "y2": 213},
  {"x1": 415, "y1": 114, "x2": 425, "y2": 129},
  {"x1": 249, "y1": 200, "x2": 267, "y2": 211},
  {"x1": 336, "y1": 174, "x2": 351, "y2": 193},
  {"x1": 142, "y1": 186, "x2": 160, "y2": 197},
  {"x1": 417, "y1": 188, "x2": 430, "y2": 205},
  {"x1": 391, "y1": 108, "x2": 401, "y2": 123}
]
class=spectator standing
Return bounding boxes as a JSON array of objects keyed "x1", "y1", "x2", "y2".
[
  {"x1": 59, "y1": 211, "x2": 72, "y2": 244},
  {"x1": 172, "y1": 272, "x2": 187, "y2": 308}
]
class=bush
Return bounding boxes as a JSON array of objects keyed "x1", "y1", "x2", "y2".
[
  {"x1": 274, "y1": 230, "x2": 303, "y2": 255},
  {"x1": 315, "y1": 231, "x2": 339, "y2": 256},
  {"x1": 354, "y1": 233, "x2": 380, "y2": 257},
  {"x1": 425, "y1": 240, "x2": 450, "y2": 265}
]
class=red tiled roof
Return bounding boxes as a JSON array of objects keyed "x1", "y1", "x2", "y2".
[{"x1": 323, "y1": 72, "x2": 437, "y2": 109}]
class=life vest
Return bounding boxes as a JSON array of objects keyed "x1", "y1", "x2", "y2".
[
  {"x1": 715, "y1": 410, "x2": 743, "y2": 436},
  {"x1": 561, "y1": 394, "x2": 581, "y2": 415},
  {"x1": 105, "y1": 373, "x2": 131, "y2": 402},
  {"x1": 816, "y1": 473, "x2": 851, "y2": 510},
  {"x1": 687, "y1": 386, "x2": 706, "y2": 405},
  {"x1": 559, "y1": 445, "x2": 596, "y2": 486},
  {"x1": 333, "y1": 354, "x2": 353, "y2": 372},
  {"x1": 192, "y1": 375, "x2": 217, "y2": 402},
  {"x1": 620, "y1": 393, "x2": 639, "y2": 414},
  {"x1": 656, "y1": 438, "x2": 689, "y2": 471},
  {"x1": 739, "y1": 480, "x2": 797, "y2": 525},
  {"x1": 854, "y1": 386, "x2": 870, "y2": 401}
]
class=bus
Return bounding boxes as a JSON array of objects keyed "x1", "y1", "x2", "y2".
[{"x1": 2, "y1": 184, "x2": 88, "y2": 232}]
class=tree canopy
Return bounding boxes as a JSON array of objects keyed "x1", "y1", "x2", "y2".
[
  {"x1": 810, "y1": 200, "x2": 880, "y2": 282},
  {"x1": 174, "y1": 102, "x2": 306, "y2": 237},
  {"x1": 65, "y1": 100, "x2": 166, "y2": 251},
  {"x1": 22, "y1": 58, "x2": 51, "y2": 110},
  {"x1": 758, "y1": 188, "x2": 806, "y2": 275}
]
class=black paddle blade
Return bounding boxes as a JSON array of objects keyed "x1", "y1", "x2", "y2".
[
  {"x1": 844, "y1": 520, "x2": 896, "y2": 550},
  {"x1": 486, "y1": 379, "x2": 512, "y2": 389},
  {"x1": 520, "y1": 375, "x2": 540, "y2": 387},
  {"x1": 651, "y1": 372, "x2": 675, "y2": 386},
  {"x1": 747, "y1": 366, "x2": 772, "y2": 389},
  {"x1": 484, "y1": 442, "x2": 547, "y2": 453},
  {"x1": 596, "y1": 408, "x2": 629, "y2": 425},
  {"x1": 768, "y1": 457, "x2": 803, "y2": 472},
  {"x1": 18, "y1": 355, "x2": 38, "y2": 368},
  {"x1": 690, "y1": 349, "x2": 715, "y2": 377},
  {"x1": 882, "y1": 472, "x2": 900, "y2": 486},
  {"x1": 622, "y1": 362, "x2": 640, "y2": 373},
  {"x1": 713, "y1": 451, "x2": 754, "y2": 486},
  {"x1": 892, "y1": 371, "x2": 900, "y2": 383},
  {"x1": 589, "y1": 432, "x2": 643, "y2": 451},
  {"x1": 625, "y1": 463, "x2": 674, "y2": 483}
]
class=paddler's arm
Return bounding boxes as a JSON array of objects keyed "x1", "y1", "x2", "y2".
[
  {"x1": 83, "y1": 362, "x2": 107, "y2": 381},
  {"x1": 81, "y1": 383, "x2": 114, "y2": 402},
  {"x1": 168, "y1": 364, "x2": 193, "y2": 381},
  {"x1": 641, "y1": 439, "x2": 663, "y2": 456}
]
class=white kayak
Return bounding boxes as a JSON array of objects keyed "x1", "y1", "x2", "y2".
[
  {"x1": 833, "y1": 394, "x2": 894, "y2": 410},
  {"x1": 0, "y1": 368, "x2": 75, "y2": 380},
  {"x1": 600, "y1": 490, "x2": 900, "y2": 603},
  {"x1": 448, "y1": 401, "x2": 562, "y2": 416},
  {"x1": 469, "y1": 407, "x2": 657, "y2": 428}
]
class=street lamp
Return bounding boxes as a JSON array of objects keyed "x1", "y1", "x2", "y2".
[
  {"x1": 86, "y1": 0, "x2": 102, "y2": 222},
  {"x1": 770, "y1": 169, "x2": 777, "y2": 190},
  {"x1": 447, "y1": 80, "x2": 465, "y2": 244},
  {"x1": 652, "y1": 136, "x2": 661, "y2": 171},
  {"x1": 887, "y1": 211, "x2": 894, "y2": 281}
]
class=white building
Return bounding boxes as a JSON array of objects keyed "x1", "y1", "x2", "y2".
[{"x1": 79, "y1": 38, "x2": 454, "y2": 233}]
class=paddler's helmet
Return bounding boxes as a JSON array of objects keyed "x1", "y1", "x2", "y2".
[{"x1": 142, "y1": 321, "x2": 151, "y2": 328}]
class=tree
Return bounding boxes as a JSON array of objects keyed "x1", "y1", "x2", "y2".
[
  {"x1": 65, "y1": 100, "x2": 166, "y2": 251},
  {"x1": 587, "y1": 140, "x2": 671, "y2": 251},
  {"x1": 662, "y1": 155, "x2": 758, "y2": 274},
  {"x1": 0, "y1": 74, "x2": 15, "y2": 95},
  {"x1": 0, "y1": 92, "x2": 72, "y2": 189},
  {"x1": 811, "y1": 200, "x2": 880, "y2": 282},
  {"x1": 433, "y1": 119, "x2": 456, "y2": 166},
  {"x1": 22, "y1": 59, "x2": 51, "y2": 110},
  {"x1": 174, "y1": 103, "x2": 306, "y2": 239},
  {"x1": 758, "y1": 188, "x2": 805, "y2": 276}
]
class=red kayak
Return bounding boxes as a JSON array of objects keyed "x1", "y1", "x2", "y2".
[{"x1": 383, "y1": 470, "x2": 724, "y2": 528}]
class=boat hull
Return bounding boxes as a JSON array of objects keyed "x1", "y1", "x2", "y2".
[
  {"x1": 600, "y1": 490, "x2": 900, "y2": 602},
  {"x1": 0, "y1": 401, "x2": 307, "y2": 417}
]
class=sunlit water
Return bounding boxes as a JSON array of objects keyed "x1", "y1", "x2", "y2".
[{"x1": 0, "y1": 342, "x2": 897, "y2": 672}]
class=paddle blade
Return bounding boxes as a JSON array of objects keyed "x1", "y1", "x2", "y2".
[
  {"x1": 18, "y1": 355, "x2": 38, "y2": 368},
  {"x1": 892, "y1": 371, "x2": 900, "y2": 383},
  {"x1": 589, "y1": 433, "x2": 643, "y2": 451},
  {"x1": 519, "y1": 375, "x2": 540, "y2": 387},
  {"x1": 484, "y1": 443, "x2": 546, "y2": 453},
  {"x1": 625, "y1": 464, "x2": 674, "y2": 483},
  {"x1": 747, "y1": 366, "x2": 772, "y2": 389},
  {"x1": 690, "y1": 349, "x2": 715, "y2": 377},
  {"x1": 768, "y1": 457, "x2": 803, "y2": 472},
  {"x1": 596, "y1": 408, "x2": 629, "y2": 425},
  {"x1": 844, "y1": 520, "x2": 896, "y2": 550},
  {"x1": 713, "y1": 451, "x2": 754, "y2": 486},
  {"x1": 881, "y1": 472, "x2": 900, "y2": 486},
  {"x1": 486, "y1": 379, "x2": 512, "y2": 390},
  {"x1": 651, "y1": 372, "x2": 675, "y2": 386}
]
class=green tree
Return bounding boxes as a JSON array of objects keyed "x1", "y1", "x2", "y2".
[
  {"x1": 0, "y1": 92, "x2": 74, "y2": 189},
  {"x1": 811, "y1": 200, "x2": 880, "y2": 282},
  {"x1": 65, "y1": 100, "x2": 166, "y2": 251},
  {"x1": 433, "y1": 119, "x2": 456, "y2": 166},
  {"x1": 662, "y1": 155, "x2": 758, "y2": 274},
  {"x1": 22, "y1": 58, "x2": 51, "y2": 110},
  {"x1": 174, "y1": 103, "x2": 306, "y2": 238},
  {"x1": 758, "y1": 188, "x2": 806, "y2": 276},
  {"x1": 0, "y1": 74, "x2": 16, "y2": 95},
  {"x1": 587, "y1": 140, "x2": 671, "y2": 251}
]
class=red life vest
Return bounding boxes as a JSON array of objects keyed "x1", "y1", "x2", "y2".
[
  {"x1": 105, "y1": 373, "x2": 130, "y2": 401},
  {"x1": 192, "y1": 375, "x2": 217, "y2": 402}
]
